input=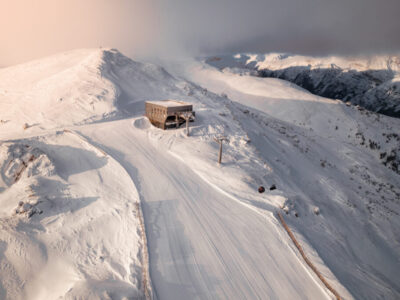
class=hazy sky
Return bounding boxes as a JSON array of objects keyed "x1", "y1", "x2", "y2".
[{"x1": 1, "y1": 0, "x2": 399, "y2": 66}]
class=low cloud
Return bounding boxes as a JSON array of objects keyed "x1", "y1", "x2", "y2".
[
  {"x1": 1, "y1": 0, "x2": 399, "y2": 66},
  {"x1": 158, "y1": 0, "x2": 400, "y2": 56}
]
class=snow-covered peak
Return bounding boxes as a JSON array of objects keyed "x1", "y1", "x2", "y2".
[
  {"x1": 0, "y1": 48, "x2": 182, "y2": 135},
  {"x1": 207, "y1": 52, "x2": 400, "y2": 73},
  {"x1": 0, "y1": 49, "x2": 104, "y2": 87}
]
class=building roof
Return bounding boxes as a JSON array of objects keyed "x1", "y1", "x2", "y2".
[{"x1": 146, "y1": 100, "x2": 192, "y2": 108}]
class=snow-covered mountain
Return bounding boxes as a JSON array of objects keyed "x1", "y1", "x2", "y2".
[
  {"x1": 0, "y1": 49, "x2": 399, "y2": 299},
  {"x1": 205, "y1": 53, "x2": 400, "y2": 117},
  {"x1": 0, "y1": 49, "x2": 182, "y2": 132}
]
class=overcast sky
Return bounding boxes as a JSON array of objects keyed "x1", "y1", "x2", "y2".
[{"x1": 1, "y1": 0, "x2": 399, "y2": 66}]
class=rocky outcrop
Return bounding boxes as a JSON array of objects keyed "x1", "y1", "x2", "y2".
[{"x1": 258, "y1": 66, "x2": 400, "y2": 118}]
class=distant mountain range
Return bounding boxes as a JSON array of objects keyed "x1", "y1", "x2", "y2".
[{"x1": 205, "y1": 53, "x2": 400, "y2": 118}]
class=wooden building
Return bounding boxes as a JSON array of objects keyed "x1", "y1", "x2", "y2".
[{"x1": 145, "y1": 100, "x2": 195, "y2": 130}]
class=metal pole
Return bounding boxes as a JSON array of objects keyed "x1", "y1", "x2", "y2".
[
  {"x1": 186, "y1": 117, "x2": 189, "y2": 136},
  {"x1": 218, "y1": 141, "x2": 222, "y2": 164},
  {"x1": 214, "y1": 136, "x2": 227, "y2": 164}
]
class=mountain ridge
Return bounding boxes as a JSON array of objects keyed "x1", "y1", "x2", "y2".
[{"x1": 205, "y1": 53, "x2": 400, "y2": 117}]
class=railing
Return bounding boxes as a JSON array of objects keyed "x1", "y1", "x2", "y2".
[{"x1": 277, "y1": 211, "x2": 342, "y2": 300}]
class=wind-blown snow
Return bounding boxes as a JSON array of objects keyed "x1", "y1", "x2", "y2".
[{"x1": 1, "y1": 48, "x2": 399, "y2": 299}]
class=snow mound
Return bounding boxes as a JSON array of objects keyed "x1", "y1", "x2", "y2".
[{"x1": 133, "y1": 117, "x2": 151, "y2": 130}]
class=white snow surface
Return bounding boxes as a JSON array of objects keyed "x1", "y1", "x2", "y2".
[
  {"x1": 146, "y1": 100, "x2": 191, "y2": 107},
  {"x1": 0, "y1": 48, "x2": 399, "y2": 299},
  {"x1": 0, "y1": 132, "x2": 145, "y2": 299}
]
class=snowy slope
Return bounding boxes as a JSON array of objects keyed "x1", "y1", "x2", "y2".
[
  {"x1": 0, "y1": 48, "x2": 182, "y2": 139},
  {"x1": 0, "y1": 132, "x2": 147, "y2": 299},
  {"x1": 164, "y1": 58, "x2": 400, "y2": 299},
  {"x1": 0, "y1": 49, "x2": 117, "y2": 130},
  {"x1": 77, "y1": 119, "x2": 337, "y2": 299},
  {"x1": 0, "y1": 48, "x2": 399, "y2": 299},
  {"x1": 205, "y1": 53, "x2": 400, "y2": 117}
]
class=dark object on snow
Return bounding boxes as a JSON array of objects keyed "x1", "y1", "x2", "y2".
[
  {"x1": 270, "y1": 184, "x2": 276, "y2": 191},
  {"x1": 258, "y1": 186, "x2": 265, "y2": 193}
]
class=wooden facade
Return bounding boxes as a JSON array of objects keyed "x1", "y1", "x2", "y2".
[{"x1": 145, "y1": 100, "x2": 195, "y2": 130}]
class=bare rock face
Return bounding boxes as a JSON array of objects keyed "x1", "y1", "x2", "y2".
[{"x1": 258, "y1": 67, "x2": 400, "y2": 118}]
